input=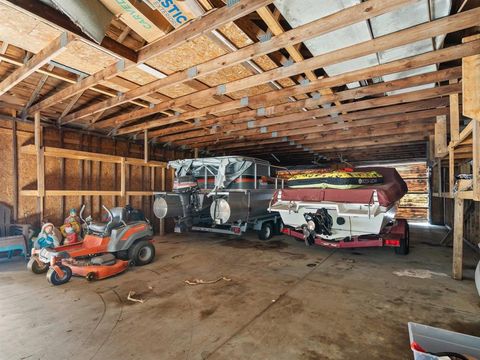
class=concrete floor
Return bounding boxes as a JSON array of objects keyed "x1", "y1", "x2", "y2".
[{"x1": 0, "y1": 224, "x2": 479, "y2": 360}]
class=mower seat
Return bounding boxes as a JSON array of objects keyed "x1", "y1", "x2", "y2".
[{"x1": 88, "y1": 207, "x2": 127, "y2": 235}]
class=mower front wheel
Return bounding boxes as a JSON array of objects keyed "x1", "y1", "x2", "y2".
[
  {"x1": 46, "y1": 265, "x2": 72, "y2": 286},
  {"x1": 27, "y1": 258, "x2": 49, "y2": 274},
  {"x1": 129, "y1": 240, "x2": 155, "y2": 266}
]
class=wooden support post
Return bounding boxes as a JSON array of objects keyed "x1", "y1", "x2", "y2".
[
  {"x1": 449, "y1": 147, "x2": 455, "y2": 196},
  {"x1": 120, "y1": 157, "x2": 126, "y2": 198},
  {"x1": 452, "y1": 197, "x2": 464, "y2": 280},
  {"x1": 194, "y1": 148, "x2": 199, "y2": 158},
  {"x1": 160, "y1": 167, "x2": 165, "y2": 236},
  {"x1": 462, "y1": 34, "x2": 480, "y2": 120},
  {"x1": 11, "y1": 110, "x2": 18, "y2": 221},
  {"x1": 34, "y1": 112, "x2": 45, "y2": 222},
  {"x1": 449, "y1": 79, "x2": 460, "y2": 142},
  {"x1": 473, "y1": 120, "x2": 480, "y2": 201},
  {"x1": 59, "y1": 128, "x2": 65, "y2": 218},
  {"x1": 144, "y1": 130, "x2": 148, "y2": 163},
  {"x1": 435, "y1": 115, "x2": 448, "y2": 157},
  {"x1": 437, "y1": 161, "x2": 442, "y2": 195},
  {"x1": 113, "y1": 139, "x2": 118, "y2": 207},
  {"x1": 428, "y1": 134, "x2": 435, "y2": 164}
]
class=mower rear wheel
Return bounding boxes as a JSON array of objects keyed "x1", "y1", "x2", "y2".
[
  {"x1": 27, "y1": 258, "x2": 49, "y2": 274},
  {"x1": 46, "y1": 265, "x2": 72, "y2": 286},
  {"x1": 129, "y1": 240, "x2": 155, "y2": 266},
  {"x1": 395, "y1": 222, "x2": 410, "y2": 255}
]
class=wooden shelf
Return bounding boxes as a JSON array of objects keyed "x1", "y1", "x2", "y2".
[{"x1": 21, "y1": 144, "x2": 167, "y2": 167}]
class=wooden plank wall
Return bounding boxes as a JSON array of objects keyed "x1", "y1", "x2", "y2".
[
  {"x1": 395, "y1": 162, "x2": 429, "y2": 220},
  {"x1": 0, "y1": 118, "x2": 190, "y2": 232}
]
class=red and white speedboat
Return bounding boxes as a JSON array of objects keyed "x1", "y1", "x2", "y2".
[{"x1": 269, "y1": 167, "x2": 410, "y2": 254}]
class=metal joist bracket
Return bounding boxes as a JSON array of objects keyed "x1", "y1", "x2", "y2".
[
  {"x1": 240, "y1": 96, "x2": 249, "y2": 107},
  {"x1": 256, "y1": 107, "x2": 266, "y2": 117},
  {"x1": 300, "y1": 79, "x2": 310, "y2": 87},
  {"x1": 217, "y1": 84, "x2": 226, "y2": 96},
  {"x1": 226, "y1": 0, "x2": 240, "y2": 7},
  {"x1": 260, "y1": 126, "x2": 267, "y2": 134},
  {"x1": 271, "y1": 131, "x2": 277, "y2": 138},
  {"x1": 247, "y1": 120, "x2": 255, "y2": 129},
  {"x1": 282, "y1": 57, "x2": 294, "y2": 67},
  {"x1": 258, "y1": 29, "x2": 272, "y2": 43},
  {"x1": 187, "y1": 66, "x2": 198, "y2": 78},
  {"x1": 282, "y1": 137, "x2": 288, "y2": 142},
  {"x1": 311, "y1": 92, "x2": 321, "y2": 100}
]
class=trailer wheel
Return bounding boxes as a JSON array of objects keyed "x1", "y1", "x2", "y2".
[
  {"x1": 258, "y1": 222, "x2": 274, "y2": 240},
  {"x1": 274, "y1": 220, "x2": 284, "y2": 236},
  {"x1": 395, "y1": 222, "x2": 410, "y2": 255}
]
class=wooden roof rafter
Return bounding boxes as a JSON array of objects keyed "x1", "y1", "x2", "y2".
[
  {"x1": 26, "y1": 0, "x2": 274, "y2": 115},
  {"x1": 91, "y1": 6, "x2": 479, "y2": 134},
  {"x1": 60, "y1": 0, "x2": 418, "y2": 124}
]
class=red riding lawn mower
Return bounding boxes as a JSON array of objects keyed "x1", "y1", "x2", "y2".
[{"x1": 27, "y1": 205, "x2": 155, "y2": 285}]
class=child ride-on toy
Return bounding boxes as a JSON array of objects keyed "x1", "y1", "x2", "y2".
[{"x1": 27, "y1": 205, "x2": 155, "y2": 285}]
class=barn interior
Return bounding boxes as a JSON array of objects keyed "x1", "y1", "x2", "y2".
[{"x1": 0, "y1": 0, "x2": 479, "y2": 359}]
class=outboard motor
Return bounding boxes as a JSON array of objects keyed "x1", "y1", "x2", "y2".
[{"x1": 153, "y1": 176, "x2": 212, "y2": 232}]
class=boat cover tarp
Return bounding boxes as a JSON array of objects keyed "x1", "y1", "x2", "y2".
[{"x1": 276, "y1": 167, "x2": 407, "y2": 207}]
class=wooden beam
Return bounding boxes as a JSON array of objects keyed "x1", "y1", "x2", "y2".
[
  {"x1": 256, "y1": 6, "x2": 341, "y2": 109},
  {"x1": 167, "y1": 103, "x2": 447, "y2": 146},
  {"x1": 0, "y1": 51, "x2": 149, "y2": 110},
  {"x1": 2, "y1": 0, "x2": 137, "y2": 62},
  {"x1": 473, "y1": 120, "x2": 480, "y2": 201},
  {"x1": 21, "y1": 63, "x2": 54, "y2": 117},
  {"x1": 449, "y1": 79, "x2": 460, "y2": 142},
  {"x1": 0, "y1": 32, "x2": 72, "y2": 96},
  {"x1": 144, "y1": 130, "x2": 148, "y2": 163},
  {"x1": 32, "y1": 0, "x2": 272, "y2": 118},
  {"x1": 138, "y1": 0, "x2": 273, "y2": 63},
  {"x1": 435, "y1": 115, "x2": 448, "y2": 157},
  {"x1": 11, "y1": 110, "x2": 18, "y2": 221},
  {"x1": 462, "y1": 34, "x2": 480, "y2": 120},
  {"x1": 104, "y1": 37, "x2": 479, "y2": 133},
  {"x1": 121, "y1": 65, "x2": 460, "y2": 136},
  {"x1": 173, "y1": 84, "x2": 458, "y2": 146},
  {"x1": 452, "y1": 197, "x2": 464, "y2": 280},
  {"x1": 20, "y1": 144, "x2": 167, "y2": 167},
  {"x1": 120, "y1": 157, "x2": 126, "y2": 198},
  {"x1": 28, "y1": 60, "x2": 125, "y2": 114},
  {"x1": 64, "y1": 0, "x2": 417, "y2": 124},
  {"x1": 34, "y1": 112, "x2": 45, "y2": 222}
]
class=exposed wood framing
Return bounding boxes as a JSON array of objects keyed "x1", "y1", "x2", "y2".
[
  {"x1": 20, "y1": 64, "x2": 55, "y2": 117},
  {"x1": 435, "y1": 115, "x2": 448, "y2": 157},
  {"x1": 462, "y1": 34, "x2": 480, "y2": 119},
  {"x1": 28, "y1": 60, "x2": 125, "y2": 114},
  {"x1": 449, "y1": 79, "x2": 460, "y2": 142},
  {"x1": 113, "y1": 43, "x2": 474, "y2": 135},
  {"x1": 473, "y1": 120, "x2": 480, "y2": 201},
  {"x1": 29, "y1": 0, "x2": 273, "y2": 118},
  {"x1": 0, "y1": 32, "x2": 72, "y2": 96},
  {"x1": 63, "y1": 0, "x2": 422, "y2": 124},
  {"x1": 20, "y1": 144, "x2": 166, "y2": 199},
  {"x1": 452, "y1": 197, "x2": 464, "y2": 280},
  {"x1": 99, "y1": 11, "x2": 480, "y2": 133}
]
